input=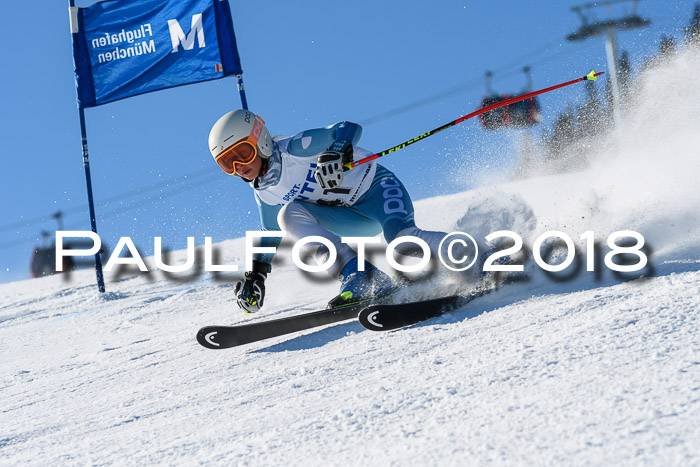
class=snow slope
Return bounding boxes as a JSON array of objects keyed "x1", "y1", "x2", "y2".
[{"x1": 1, "y1": 50, "x2": 700, "y2": 465}]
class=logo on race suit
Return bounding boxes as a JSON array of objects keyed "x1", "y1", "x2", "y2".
[
  {"x1": 381, "y1": 177, "x2": 407, "y2": 215},
  {"x1": 295, "y1": 165, "x2": 319, "y2": 201},
  {"x1": 168, "y1": 13, "x2": 206, "y2": 53},
  {"x1": 283, "y1": 184, "x2": 302, "y2": 202}
]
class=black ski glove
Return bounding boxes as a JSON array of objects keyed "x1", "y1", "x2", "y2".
[
  {"x1": 327, "y1": 139, "x2": 354, "y2": 163},
  {"x1": 235, "y1": 261, "x2": 270, "y2": 313},
  {"x1": 314, "y1": 139, "x2": 353, "y2": 191}
]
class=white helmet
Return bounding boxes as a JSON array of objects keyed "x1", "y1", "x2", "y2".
[{"x1": 208, "y1": 109, "x2": 274, "y2": 161}]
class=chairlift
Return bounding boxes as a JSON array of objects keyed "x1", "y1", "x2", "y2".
[
  {"x1": 29, "y1": 211, "x2": 74, "y2": 278},
  {"x1": 479, "y1": 67, "x2": 542, "y2": 130}
]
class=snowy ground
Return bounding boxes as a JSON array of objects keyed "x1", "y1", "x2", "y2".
[
  {"x1": 1, "y1": 250, "x2": 699, "y2": 465},
  {"x1": 2, "y1": 50, "x2": 700, "y2": 465}
]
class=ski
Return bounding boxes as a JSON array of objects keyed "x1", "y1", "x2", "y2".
[
  {"x1": 358, "y1": 283, "x2": 495, "y2": 332},
  {"x1": 196, "y1": 300, "x2": 371, "y2": 349}
]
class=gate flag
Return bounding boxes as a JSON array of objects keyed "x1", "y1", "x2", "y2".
[{"x1": 70, "y1": 0, "x2": 243, "y2": 108}]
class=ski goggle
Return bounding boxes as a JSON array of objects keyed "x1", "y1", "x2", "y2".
[{"x1": 215, "y1": 116, "x2": 265, "y2": 176}]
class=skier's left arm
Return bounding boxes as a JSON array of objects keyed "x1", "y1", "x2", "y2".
[
  {"x1": 285, "y1": 121, "x2": 363, "y2": 191},
  {"x1": 286, "y1": 121, "x2": 363, "y2": 158},
  {"x1": 314, "y1": 121, "x2": 363, "y2": 191}
]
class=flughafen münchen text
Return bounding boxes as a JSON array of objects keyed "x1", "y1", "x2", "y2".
[{"x1": 91, "y1": 23, "x2": 155, "y2": 63}]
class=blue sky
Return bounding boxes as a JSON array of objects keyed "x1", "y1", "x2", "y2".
[{"x1": 1, "y1": 0, "x2": 697, "y2": 285}]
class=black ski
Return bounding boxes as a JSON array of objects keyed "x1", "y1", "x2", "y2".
[
  {"x1": 197, "y1": 300, "x2": 370, "y2": 349},
  {"x1": 358, "y1": 284, "x2": 494, "y2": 331}
]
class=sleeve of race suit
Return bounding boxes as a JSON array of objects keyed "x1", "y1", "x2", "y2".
[
  {"x1": 251, "y1": 192, "x2": 283, "y2": 267},
  {"x1": 286, "y1": 121, "x2": 363, "y2": 157}
]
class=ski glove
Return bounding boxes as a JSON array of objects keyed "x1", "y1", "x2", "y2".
[
  {"x1": 235, "y1": 269, "x2": 267, "y2": 314},
  {"x1": 314, "y1": 139, "x2": 353, "y2": 191}
]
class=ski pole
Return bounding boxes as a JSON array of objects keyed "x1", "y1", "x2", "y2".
[{"x1": 344, "y1": 70, "x2": 604, "y2": 171}]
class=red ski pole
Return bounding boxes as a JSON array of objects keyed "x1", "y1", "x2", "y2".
[{"x1": 345, "y1": 70, "x2": 604, "y2": 171}]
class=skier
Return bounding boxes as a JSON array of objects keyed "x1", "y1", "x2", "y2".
[{"x1": 208, "y1": 109, "x2": 451, "y2": 313}]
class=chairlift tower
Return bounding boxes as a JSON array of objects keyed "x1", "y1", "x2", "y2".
[
  {"x1": 567, "y1": 0, "x2": 651, "y2": 125},
  {"x1": 52, "y1": 210, "x2": 65, "y2": 231}
]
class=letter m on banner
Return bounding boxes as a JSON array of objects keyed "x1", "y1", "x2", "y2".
[
  {"x1": 168, "y1": 13, "x2": 206, "y2": 52},
  {"x1": 70, "y1": 0, "x2": 243, "y2": 107}
]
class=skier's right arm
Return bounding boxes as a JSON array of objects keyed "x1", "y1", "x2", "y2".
[
  {"x1": 252, "y1": 194, "x2": 283, "y2": 267},
  {"x1": 235, "y1": 195, "x2": 281, "y2": 313}
]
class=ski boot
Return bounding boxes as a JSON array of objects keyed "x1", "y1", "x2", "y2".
[{"x1": 327, "y1": 257, "x2": 396, "y2": 308}]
